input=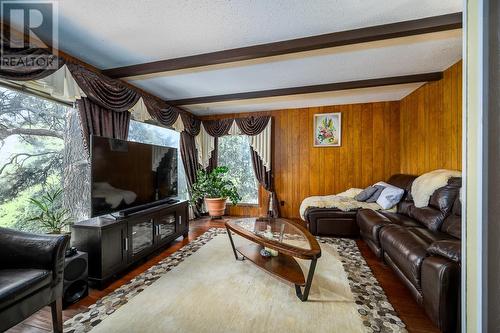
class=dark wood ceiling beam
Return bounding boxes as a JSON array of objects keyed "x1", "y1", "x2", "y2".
[
  {"x1": 168, "y1": 72, "x2": 443, "y2": 106},
  {"x1": 103, "y1": 13, "x2": 462, "y2": 78}
]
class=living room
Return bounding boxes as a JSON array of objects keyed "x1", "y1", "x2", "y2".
[{"x1": 0, "y1": 1, "x2": 497, "y2": 333}]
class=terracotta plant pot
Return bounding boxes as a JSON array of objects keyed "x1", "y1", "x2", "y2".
[{"x1": 204, "y1": 197, "x2": 227, "y2": 218}]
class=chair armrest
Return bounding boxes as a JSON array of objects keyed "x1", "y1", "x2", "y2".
[
  {"x1": 427, "y1": 239, "x2": 461, "y2": 263},
  {"x1": 0, "y1": 227, "x2": 70, "y2": 284}
]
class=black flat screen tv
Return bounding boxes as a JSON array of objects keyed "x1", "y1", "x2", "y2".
[{"x1": 90, "y1": 135, "x2": 178, "y2": 217}]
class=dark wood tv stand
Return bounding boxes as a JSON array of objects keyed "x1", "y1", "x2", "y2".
[{"x1": 71, "y1": 200, "x2": 189, "y2": 289}]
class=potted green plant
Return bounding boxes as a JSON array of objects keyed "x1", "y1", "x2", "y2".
[
  {"x1": 26, "y1": 187, "x2": 73, "y2": 234},
  {"x1": 191, "y1": 166, "x2": 241, "y2": 217}
]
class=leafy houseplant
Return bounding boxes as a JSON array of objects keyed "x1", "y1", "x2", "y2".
[
  {"x1": 191, "y1": 166, "x2": 241, "y2": 217},
  {"x1": 26, "y1": 187, "x2": 72, "y2": 234}
]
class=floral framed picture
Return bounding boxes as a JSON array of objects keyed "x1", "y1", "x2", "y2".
[{"x1": 313, "y1": 113, "x2": 341, "y2": 147}]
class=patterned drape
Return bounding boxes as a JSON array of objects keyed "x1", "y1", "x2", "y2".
[
  {"x1": 235, "y1": 116, "x2": 270, "y2": 135},
  {"x1": 180, "y1": 131, "x2": 202, "y2": 217},
  {"x1": 0, "y1": 36, "x2": 64, "y2": 81},
  {"x1": 203, "y1": 119, "x2": 233, "y2": 137},
  {"x1": 142, "y1": 95, "x2": 180, "y2": 127},
  {"x1": 77, "y1": 97, "x2": 131, "y2": 146},
  {"x1": 67, "y1": 63, "x2": 140, "y2": 112}
]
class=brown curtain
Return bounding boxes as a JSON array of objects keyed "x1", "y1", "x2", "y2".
[
  {"x1": 67, "y1": 62, "x2": 140, "y2": 111},
  {"x1": 237, "y1": 115, "x2": 279, "y2": 217},
  {"x1": 251, "y1": 147, "x2": 279, "y2": 218},
  {"x1": 143, "y1": 95, "x2": 180, "y2": 127},
  {"x1": 0, "y1": 35, "x2": 64, "y2": 80},
  {"x1": 77, "y1": 98, "x2": 130, "y2": 148},
  {"x1": 180, "y1": 113, "x2": 201, "y2": 136},
  {"x1": 236, "y1": 116, "x2": 270, "y2": 135},
  {"x1": 180, "y1": 131, "x2": 202, "y2": 217},
  {"x1": 206, "y1": 137, "x2": 218, "y2": 173},
  {"x1": 203, "y1": 119, "x2": 233, "y2": 137},
  {"x1": 178, "y1": 113, "x2": 202, "y2": 216}
]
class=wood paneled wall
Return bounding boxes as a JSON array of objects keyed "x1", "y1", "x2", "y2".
[
  {"x1": 399, "y1": 61, "x2": 462, "y2": 174},
  {"x1": 202, "y1": 61, "x2": 462, "y2": 219},
  {"x1": 202, "y1": 102, "x2": 401, "y2": 219}
]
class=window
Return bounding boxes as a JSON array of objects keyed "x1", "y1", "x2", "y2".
[
  {"x1": 128, "y1": 120, "x2": 188, "y2": 201},
  {"x1": 218, "y1": 135, "x2": 258, "y2": 204},
  {"x1": 0, "y1": 87, "x2": 189, "y2": 233},
  {"x1": 0, "y1": 86, "x2": 72, "y2": 232}
]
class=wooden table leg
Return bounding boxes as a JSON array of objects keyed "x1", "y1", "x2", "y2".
[
  {"x1": 295, "y1": 258, "x2": 317, "y2": 301},
  {"x1": 226, "y1": 227, "x2": 245, "y2": 261}
]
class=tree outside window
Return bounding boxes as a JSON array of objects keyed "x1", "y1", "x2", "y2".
[
  {"x1": 0, "y1": 86, "x2": 70, "y2": 232},
  {"x1": 218, "y1": 135, "x2": 258, "y2": 204}
]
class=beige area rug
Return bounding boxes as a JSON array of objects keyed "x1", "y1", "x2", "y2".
[{"x1": 64, "y1": 229, "x2": 407, "y2": 333}]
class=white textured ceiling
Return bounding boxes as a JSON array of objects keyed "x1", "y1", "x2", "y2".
[
  {"x1": 127, "y1": 30, "x2": 462, "y2": 100},
  {"x1": 16, "y1": 0, "x2": 463, "y2": 114},
  {"x1": 54, "y1": 0, "x2": 462, "y2": 69}
]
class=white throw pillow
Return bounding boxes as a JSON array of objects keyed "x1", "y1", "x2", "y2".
[{"x1": 373, "y1": 181, "x2": 404, "y2": 209}]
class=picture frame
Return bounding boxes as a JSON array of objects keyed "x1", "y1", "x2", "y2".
[{"x1": 313, "y1": 112, "x2": 341, "y2": 147}]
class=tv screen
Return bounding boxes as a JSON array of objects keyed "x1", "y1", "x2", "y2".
[{"x1": 90, "y1": 135, "x2": 178, "y2": 217}]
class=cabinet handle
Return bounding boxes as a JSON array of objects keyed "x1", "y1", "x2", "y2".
[
  {"x1": 179, "y1": 215, "x2": 182, "y2": 225},
  {"x1": 124, "y1": 237, "x2": 129, "y2": 251}
]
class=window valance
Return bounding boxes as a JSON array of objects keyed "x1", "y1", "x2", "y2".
[
  {"x1": 196, "y1": 116, "x2": 271, "y2": 171},
  {"x1": 0, "y1": 36, "x2": 64, "y2": 81}
]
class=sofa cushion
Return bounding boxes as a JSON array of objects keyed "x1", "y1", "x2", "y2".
[
  {"x1": 366, "y1": 185, "x2": 385, "y2": 203},
  {"x1": 354, "y1": 186, "x2": 378, "y2": 202},
  {"x1": 380, "y1": 212, "x2": 422, "y2": 227},
  {"x1": 406, "y1": 227, "x2": 454, "y2": 244},
  {"x1": 427, "y1": 240, "x2": 461, "y2": 263},
  {"x1": 379, "y1": 226, "x2": 430, "y2": 289},
  {"x1": 0, "y1": 269, "x2": 51, "y2": 310},
  {"x1": 441, "y1": 196, "x2": 462, "y2": 239},
  {"x1": 354, "y1": 186, "x2": 377, "y2": 202},
  {"x1": 428, "y1": 178, "x2": 461, "y2": 213},
  {"x1": 357, "y1": 209, "x2": 391, "y2": 244},
  {"x1": 373, "y1": 182, "x2": 405, "y2": 209},
  {"x1": 386, "y1": 174, "x2": 417, "y2": 192},
  {"x1": 400, "y1": 177, "x2": 461, "y2": 231},
  {"x1": 357, "y1": 209, "x2": 423, "y2": 245}
]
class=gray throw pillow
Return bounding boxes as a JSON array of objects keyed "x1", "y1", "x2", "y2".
[
  {"x1": 366, "y1": 185, "x2": 386, "y2": 203},
  {"x1": 354, "y1": 186, "x2": 377, "y2": 202}
]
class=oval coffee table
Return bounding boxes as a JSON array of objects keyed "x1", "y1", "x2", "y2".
[{"x1": 225, "y1": 217, "x2": 321, "y2": 301}]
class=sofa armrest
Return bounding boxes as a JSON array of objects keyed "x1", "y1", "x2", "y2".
[
  {"x1": 421, "y1": 256, "x2": 460, "y2": 332},
  {"x1": 304, "y1": 207, "x2": 358, "y2": 236},
  {"x1": 427, "y1": 240, "x2": 461, "y2": 263},
  {"x1": 0, "y1": 227, "x2": 70, "y2": 285}
]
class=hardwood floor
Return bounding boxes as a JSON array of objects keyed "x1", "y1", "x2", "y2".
[{"x1": 7, "y1": 218, "x2": 438, "y2": 333}]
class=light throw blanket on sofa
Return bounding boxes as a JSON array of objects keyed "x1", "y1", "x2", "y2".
[
  {"x1": 299, "y1": 188, "x2": 395, "y2": 220},
  {"x1": 411, "y1": 169, "x2": 461, "y2": 208}
]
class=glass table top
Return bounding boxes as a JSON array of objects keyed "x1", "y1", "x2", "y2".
[{"x1": 227, "y1": 217, "x2": 312, "y2": 251}]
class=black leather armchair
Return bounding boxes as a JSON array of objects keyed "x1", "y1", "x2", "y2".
[{"x1": 0, "y1": 227, "x2": 69, "y2": 332}]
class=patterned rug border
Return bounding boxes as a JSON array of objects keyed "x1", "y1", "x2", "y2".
[{"x1": 64, "y1": 228, "x2": 407, "y2": 333}]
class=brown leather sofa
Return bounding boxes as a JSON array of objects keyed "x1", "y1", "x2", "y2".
[
  {"x1": 303, "y1": 174, "x2": 461, "y2": 332},
  {"x1": 357, "y1": 175, "x2": 462, "y2": 333},
  {"x1": 0, "y1": 227, "x2": 70, "y2": 333},
  {"x1": 305, "y1": 174, "x2": 415, "y2": 237}
]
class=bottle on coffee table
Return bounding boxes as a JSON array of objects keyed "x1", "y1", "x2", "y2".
[{"x1": 263, "y1": 225, "x2": 278, "y2": 256}]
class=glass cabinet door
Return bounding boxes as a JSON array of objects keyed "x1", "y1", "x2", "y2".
[
  {"x1": 131, "y1": 218, "x2": 154, "y2": 256},
  {"x1": 156, "y1": 214, "x2": 176, "y2": 242}
]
